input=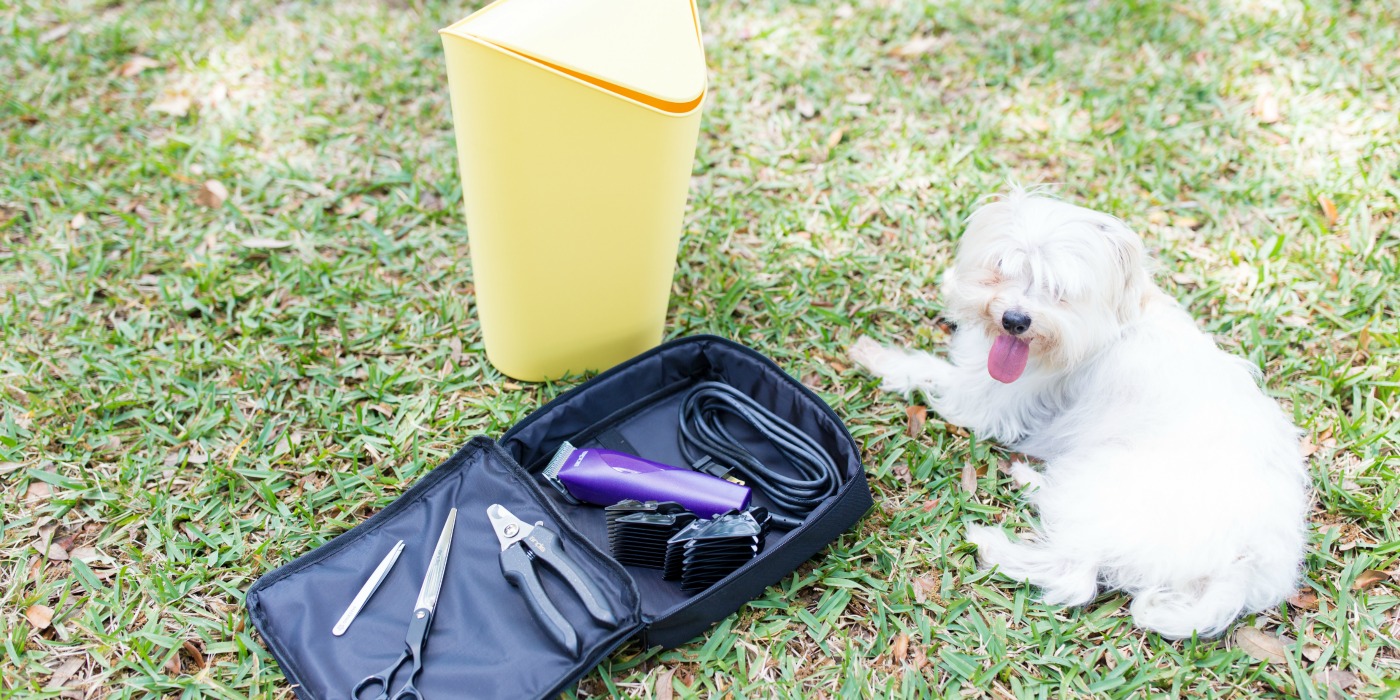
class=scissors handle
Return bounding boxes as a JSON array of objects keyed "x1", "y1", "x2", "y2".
[
  {"x1": 352, "y1": 608, "x2": 432, "y2": 700},
  {"x1": 352, "y1": 648, "x2": 406, "y2": 700},
  {"x1": 500, "y1": 544, "x2": 577, "y2": 652}
]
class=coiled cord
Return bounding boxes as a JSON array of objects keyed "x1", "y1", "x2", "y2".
[{"x1": 678, "y1": 381, "x2": 843, "y2": 527}]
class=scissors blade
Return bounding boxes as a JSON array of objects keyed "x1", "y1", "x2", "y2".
[{"x1": 413, "y1": 508, "x2": 457, "y2": 612}]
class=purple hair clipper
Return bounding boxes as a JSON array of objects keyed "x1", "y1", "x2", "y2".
[{"x1": 542, "y1": 442, "x2": 751, "y2": 518}]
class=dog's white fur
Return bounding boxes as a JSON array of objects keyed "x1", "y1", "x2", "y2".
[{"x1": 851, "y1": 189, "x2": 1310, "y2": 639}]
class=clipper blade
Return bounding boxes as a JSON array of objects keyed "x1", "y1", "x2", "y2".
[{"x1": 543, "y1": 441, "x2": 580, "y2": 504}]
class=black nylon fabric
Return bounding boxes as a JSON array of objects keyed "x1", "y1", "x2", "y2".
[
  {"x1": 245, "y1": 437, "x2": 642, "y2": 700},
  {"x1": 246, "y1": 335, "x2": 871, "y2": 697}
]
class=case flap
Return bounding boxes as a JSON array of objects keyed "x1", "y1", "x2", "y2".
[{"x1": 246, "y1": 436, "x2": 643, "y2": 700}]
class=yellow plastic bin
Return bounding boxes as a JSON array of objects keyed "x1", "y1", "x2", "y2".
[{"x1": 440, "y1": 0, "x2": 706, "y2": 381}]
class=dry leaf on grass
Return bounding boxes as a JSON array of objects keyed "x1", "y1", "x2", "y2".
[
  {"x1": 1301, "y1": 643, "x2": 1324, "y2": 661},
  {"x1": 1314, "y1": 668, "x2": 1359, "y2": 697},
  {"x1": 195, "y1": 180, "x2": 228, "y2": 208},
  {"x1": 1234, "y1": 626, "x2": 1287, "y2": 664},
  {"x1": 960, "y1": 462, "x2": 977, "y2": 494},
  {"x1": 654, "y1": 666, "x2": 675, "y2": 700},
  {"x1": 25, "y1": 481, "x2": 52, "y2": 502},
  {"x1": 182, "y1": 640, "x2": 206, "y2": 671},
  {"x1": 1254, "y1": 92, "x2": 1282, "y2": 124},
  {"x1": 890, "y1": 36, "x2": 938, "y2": 58},
  {"x1": 911, "y1": 575, "x2": 938, "y2": 604},
  {"x1": 45, "y1": 657, "x2": 84, "y2": 689},
  {"x1": 150, "y1": 94, "x2": 192, "y2": 117},
  {"x1": 1352, "y1": 569, "x2": 1389, "y2": 590},
  {"x1": 118, "y1": 56, "x2": 161, "y2": 77},
  {"x1": 825, "y1": 128, "x2": 845, "y2": 151},
  {"x1": 69, "y1": 546, "x2": 101, "y2": 563},
  {"x1": 890, "y1": 632, "x2": 909, "y2": 662},
  {"x1": 240, "y1": 237, "x2": 292, "y2": 250},
  {"x1": 40, "y1": 25, "x2": 71, "y2": 43},
  {"x1": 906, "y1": 405, "x2": 927, "y2": 437},
  {"x1": 26, "y1": 604, "x2": 54, "y2": 629},
  {"x1": 1288, "y1": 589, "x2": 1319, "y2": 610},
  {"x1": 1317, "y1": 195, "x2": 1338, "y2": 228}
]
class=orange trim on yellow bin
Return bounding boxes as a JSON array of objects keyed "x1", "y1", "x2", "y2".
[{"x1": 485, "y1": 41, "x2": 704, "y2": 114}]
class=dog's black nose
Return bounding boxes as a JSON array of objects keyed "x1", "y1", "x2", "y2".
[{"x1": 1002, "y1": 310, "x2": 1032, "y2": 336}]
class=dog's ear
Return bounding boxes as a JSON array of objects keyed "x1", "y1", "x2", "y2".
[{"x1": 1096, "y1": 218, "x2": 1153, "y2": 321}]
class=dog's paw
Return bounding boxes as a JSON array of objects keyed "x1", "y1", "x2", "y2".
[
  {"x1": 848, "y1": 336, "x2": 888, "y2": 372},
  {"x1": 1008, "y1": 461, "x2": 1044, "y2": 490},
  {"x1": 848, "y1": 336, "x2": 950, "y2": 395},
  {"x1": 965, "y1": 524, "x2": 1012, "y2": 569}
]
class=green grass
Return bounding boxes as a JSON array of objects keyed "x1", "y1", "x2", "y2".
[{"x1": 3, "y1": 0, "x2": 1398, "y2": 697}]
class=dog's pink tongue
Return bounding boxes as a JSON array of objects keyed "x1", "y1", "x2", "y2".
[{"x1": 988, "y1": 335, "x2": 1030, "y2": 383}]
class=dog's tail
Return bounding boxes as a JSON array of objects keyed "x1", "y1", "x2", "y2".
[{"x1": 1128, "y1": 577, "x2": 1249, "y2": 639}]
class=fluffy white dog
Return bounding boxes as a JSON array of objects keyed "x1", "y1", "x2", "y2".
[{"x1": 850, "y1": 189, "x2": 1310, "y2": 639}]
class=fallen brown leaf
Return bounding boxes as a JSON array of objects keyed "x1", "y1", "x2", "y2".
[
  {"x1": 25, "y1": 481, "x2": 52, "y2": 503},
  {"x1": 240, "y1": 237, "x2": 292, "y2": 250},
  {"x1": 40, "y1": 25, "x2": 71, "y2": 43},
  {"x1": 194, "y1": 180, "x2": 228, "y2": 208},
  {"x1": 150, "y1": 94, "x2": 192, "y2": 117},
  {"x1": 891, "y1": 463, "x2": 911, "y2": 485},
  {"x1": 1314, "y1": 668, "x2": 1359, "y2": 697},
  {"x1": 960, "y1": 462, "x2": 977, "y2": 494},
  {"x1": 655, "y1": 666, "x2": 675, "y2": 700},
  {"x1": 1352, "y1": 569, "x2": 1388, "y2": 590},
  {"x1": 69, "y1": 546, "x2": 101, "y2": 563},
  {"x1": 1234, "y1": 626, "x2": 1287, "y2": 664},
  {"x1": 1300, "y1": 437, "x2": 1319, "y2": 458},
  {"x1": 911, "y1": 575, "x2": 938, "y2": 604},
  {"x1": 906, "y1": 405, "x2": 927, "y2": 437},
  {"x1": 165, "y1": 651, "x2": 181, "y2": 676},
  {"x1": 182, "y1": 640, "x2": 206, "y2": 671},
  {"x1": 1255, "y1": 91, "x2": 1282, "y2": 124},
  {"x1": 118, "y1": 56, "x2": 161, "y2": 78},
  {"x1": 45, "y1": 657, "x2": 84, "y2": 689},
  {"x1": 1317, "y1": 195, "x2": 1338, "y2": 228},
  {"x1": 26, "y1": 604, "x2": 54, "y2": 629},
  {"x1": 1288, "y1": 589, "x2": 1319, "y2": 610},
  {"x1": 890, "y1": 632, "x2": 909, "y2": 662},
  {"x1": 890, "y1": 36, "x2": 938, "y2": 58},
  {"x1": 825, "y1": 128, "x2": 845, "y2": 151},
  {"x1": 1300, "y1": 643, "x2": 1324, "y2": 661}
]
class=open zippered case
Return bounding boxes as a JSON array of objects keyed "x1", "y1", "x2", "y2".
[{"x1": 245, "y1": 335, "x2": 873, "y2": 699}]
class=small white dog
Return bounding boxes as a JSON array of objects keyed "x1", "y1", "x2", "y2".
[{"x1": 851, "y1": 189, "x2": 1310, "y2": 639}]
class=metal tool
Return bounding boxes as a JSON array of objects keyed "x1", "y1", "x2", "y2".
[
  {"x1": 334, "y1": 540, "x2": 405, "y2": 636},
  {"x1": 487, "y1": 504, "x2": 618, "y2": 653},
  {"x1": 353, "y1": 509, "x2": 456, "y2": 700}
]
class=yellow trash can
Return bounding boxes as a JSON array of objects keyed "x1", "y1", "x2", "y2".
[{"x1": 440, "y1": 0, "x2": 706, "y2": 381}]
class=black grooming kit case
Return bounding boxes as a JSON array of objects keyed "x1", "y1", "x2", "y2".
[{"x1": 246, "y1": 335, "x2": 873, "y2": 699}]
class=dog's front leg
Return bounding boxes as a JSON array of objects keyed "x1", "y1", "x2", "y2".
[{"x1": 849, "y1": 336, "x2": 953, "y2": 397}]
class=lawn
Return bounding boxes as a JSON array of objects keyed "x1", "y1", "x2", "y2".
[{"x1": 3, "y1": 0, "x2": 1398, "y2": 697}]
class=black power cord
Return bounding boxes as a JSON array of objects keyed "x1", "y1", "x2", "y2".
[{"x1": 678, "y1": 382, "x2": 843, "y2": 529}]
